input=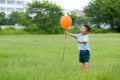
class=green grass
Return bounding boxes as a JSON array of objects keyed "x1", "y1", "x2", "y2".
[{"x1": 0, "y1": 34, "x2": 120, "y2": 80}]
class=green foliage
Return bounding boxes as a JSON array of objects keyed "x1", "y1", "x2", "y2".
[
  {"x1": 0, "y1": 26, "x2": 117, "y2": 35},
  {"x1": 67, "y1": 27, "x2": 116, "y2": 33},
  {"x1": 68, "y1": 11, "x2": 90, "y2": 26},
  {"x1": 37, "y1": 29, "x2": 47, "y2": 34},
  {"x1": 68, "y1": 27, "x2": 80, "y2": 34},
  {"x1": 47, "y1": 27, "x2": 64, "y2": 34},
  {"x1": 19, "y1": 12, "x2": 31, "y2": 26},
  {"x1": 26, "y1": 1, "x2": 63, "y2": 32},
  {"x1": 67, "y1": 11, "x2": 78, "y2": 25},
  {"x1": 0, "y1": 27, "x2": 27, "y2": 35},
  {"x1": 8, "y1": 11, "x2": 20, "y2": 25},
  {"x1": 84, "y1": 0, "x2": 120, "y2": 31},
  {"x1": 24, "y1": 25, "x2": 38, "y2": 33},
  {"x1": 0, "y1": 11, "x2": 22, "y2": 25},
  {"x1": 90, "y1": 28, "x2": 109, "y2": 33},
  {"x1": 0, "y1": 26, "x2": 2, "y2": 31},
  {"x1": 0, "y1": 12, "x2": 7, "y2": 25},
  {"x1": 0, "y1": 1, "x2": 64, "y2": 34},
  {"x1": 24, "y1": 25, "x2": 64, "y2": 34}
]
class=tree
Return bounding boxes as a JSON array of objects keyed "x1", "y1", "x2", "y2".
[
  {"x1": 8, "y1": 11, "x2": 20, "y2": 25},
  {"x1": 68, "y1": 11, "x2": 78, "y2": 26},
  {"x1": 68, "y1": 11, "x2": 90, "y2": 27},
  {"x1": 26, "y1": 1, "x2": 63, "y2": 32},
  {"x1": 84, "y1": 0, "x2": 120, "y2": 31},
  {"x1": 0, "y1": 12, "x2": 7, "y2": 25},
  {"x1": 19, "y1": 12, "x2": 31, "y2": 26}
]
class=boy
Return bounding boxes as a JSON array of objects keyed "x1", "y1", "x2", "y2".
[{"x1": 65, "y1": 25, "x2": 91, "y2": 72}]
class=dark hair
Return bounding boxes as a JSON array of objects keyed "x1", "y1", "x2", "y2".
[{"x1": 83, "y1": 25, "x2": 91, "y2": 32}]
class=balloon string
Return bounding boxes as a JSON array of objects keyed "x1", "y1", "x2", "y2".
[{"x1": 62, "y1": 31, "x2": 66, "y2": 62}]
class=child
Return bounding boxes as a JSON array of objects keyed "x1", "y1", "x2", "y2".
[{"x1": 65, "y1": 25, "x2": 91, "y2": 72}]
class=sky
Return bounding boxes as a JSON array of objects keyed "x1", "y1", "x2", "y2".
[{"x1": 27, "y1": 0, "x2": 91, "y2": 10}]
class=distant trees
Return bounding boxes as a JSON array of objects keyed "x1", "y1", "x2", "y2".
[
  {"x1": 8, "y1": 11, "x2": 20, "y2": 25},
  {"x1": 1, "y1": 0, "x2": 120, "y2": 33},
  {"x1": 26, "y1": 1, "x2": 63, "y2": 32},
  {"x1": 0, "y1": 1, "x2": 64, "y2": 33},
  {"x1": 19, "y1": 12, "x2": 31, "y2": 26},
  {"x1": 0, "y1": 12, "x2": 7, "y2": 25},
  {"x1": 84, "y1": 0, "x2": 120, "y2": 32},
  {"x1": 68, "y1": 11, "x2": 90, "y2": 27},
  {"x1": 0, "y1": 11, "x2": 20, "y2": 25}
]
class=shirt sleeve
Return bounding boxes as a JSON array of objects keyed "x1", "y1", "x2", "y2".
[{"x1": 74, "y1": 34, "x2": 78, "y2": 40}]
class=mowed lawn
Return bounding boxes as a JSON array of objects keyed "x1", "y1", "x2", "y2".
[{"x1": 0, "y1": 34, "x2": 120, "y2": 80}]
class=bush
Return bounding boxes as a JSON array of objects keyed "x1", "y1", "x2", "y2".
[
  {"x1": 24, "y1": 25, "x2": 64, "y2": 34},
  {"x1": 90, "y1": 27, "x2": 108, "y2": 33},
  {"x1": 68, "y1": 27, "x2": 80, "y2": 34},
  {"x1": 67, "y1": 27, "x2": 117, "y2": 34},
  {"x1": 0, "y1": 26, "x2": 2, "y2": 31},
  {"x1": 0, "y1": 26, "x2": 117, "y2": 35},
  {"x1": 24, "y1": 25, "x2": 38, "y2": 33},
  {"x1": 90, "y1": 27, "x2": 116, "y2": 33},
  {"x1": 37, "y1": 29, "x2": 47, "y2": 34},
  {"x1": 4, "y1": 27, "x2": 16, "y2": 30},
  {"x1": 47, "y1": 27, "x2": 64, "y2": 34},
  {"x1": 0, "y1": 27, "x2": 27, "y2": 35}
]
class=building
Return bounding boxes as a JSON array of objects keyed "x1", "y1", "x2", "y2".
[
  {"x1": 63, "y1": 9, "x2": 85, "y2": 17},
  {"x1": 0, "y1": 0, "x2": 26, "y2": 17},
  {"x1": 73, "y1": 9, "x2": 85, "y2": 17}
]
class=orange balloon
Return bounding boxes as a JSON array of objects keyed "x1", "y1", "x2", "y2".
[{"x1": 60, "y1": 15, "x2": 72, "y2": 30}]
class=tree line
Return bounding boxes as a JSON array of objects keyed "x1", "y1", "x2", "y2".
[
  {"x1": 84, "y1": 0, "x2": 120, "y2": 32},
  {"x1": 0, "y1": 0, "x2": 120, "y2": 33}
]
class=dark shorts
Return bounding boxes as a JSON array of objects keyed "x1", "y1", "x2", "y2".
[{"x1": 79, "y1": 50, "x2": 90, "y2": 63}]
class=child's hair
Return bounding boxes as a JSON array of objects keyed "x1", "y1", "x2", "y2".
[{"x1": 83, "y1": 25, "x2": 91, "y2": 32}]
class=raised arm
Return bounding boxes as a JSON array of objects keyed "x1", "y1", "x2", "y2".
[
  {"x1": 77, "y1": 40, "x2": 86, "y2": 44},
  {"x1": 65, "y1": 31, "x2": 75, "y2": 37}
]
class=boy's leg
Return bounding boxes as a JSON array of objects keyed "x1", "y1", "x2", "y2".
[
  {"x1": 82, "y1": 50, "x2": 90, "y2": 72},
  {"x1": 82, "y1": 62, "x2": 88, "y2": 72}
]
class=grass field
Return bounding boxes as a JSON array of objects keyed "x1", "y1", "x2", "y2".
[{"x1": 0, "y1": 34, "x2": 120, "y2": 80}]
